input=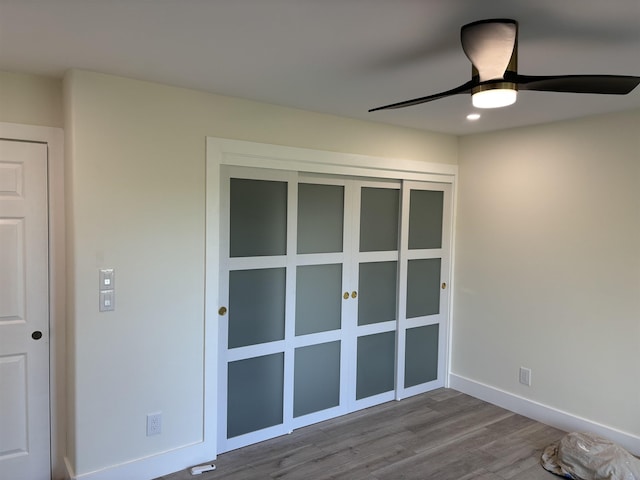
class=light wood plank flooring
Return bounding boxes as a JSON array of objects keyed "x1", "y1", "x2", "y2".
[{"x1": 158, "y1": 389, "x2": 564, "y2": 480}]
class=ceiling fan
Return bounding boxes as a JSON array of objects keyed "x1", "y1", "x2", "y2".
[{"x1": 369, "y1": 18, "x2": 640, "y2": 112}]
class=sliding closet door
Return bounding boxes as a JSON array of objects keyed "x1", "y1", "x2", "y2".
[
  {"x1": 396, "y1": 181, "x2": 451, "y2": 399},
  {"x1": 290, "y1": 176, "x2": 352, "y2": 429},
  {"x1": 218, "y1": 167, "x2": 296, "y2": 452},
  {"x1": 352, "y1": 181, "x2": 401, "y2": 409},
  {"x1": 217, "y1": 164, "x2": 452, "y2": 453},
  {"x1": 218, "y1": 169, "x2": 353, "y2": 452}
]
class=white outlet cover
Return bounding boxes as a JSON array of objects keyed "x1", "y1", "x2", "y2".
[
  {"x1": 147, "y1": 412, "x2": 162, "y2": 436},
  {"x1": 519, "y1": 367, "x2": 532, "y2": 386}
]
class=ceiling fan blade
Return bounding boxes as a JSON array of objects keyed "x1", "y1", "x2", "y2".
[
  {"x1": 369, "y1": 80, "x2": 476, "y2": 112},
  {"x1": 512, "y1": 74, "x2": 640, "y2": 94},
  {"x1": 461, "y1": 19, "x2": 517, "y2": 81}
]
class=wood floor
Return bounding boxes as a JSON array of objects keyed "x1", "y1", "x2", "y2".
[{"x1": 158, "y1": 389, "x2": 565, "y2": 480}]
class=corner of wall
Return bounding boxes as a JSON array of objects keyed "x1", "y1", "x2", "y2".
[
  {"x1": 61, "y1": 69, "x2": 78, "y2": 475},
  {"x1": 450, "y1": 373, "x2": 640, "y2": 456},
  {"x1": 0, "y1": 70, "x2": 64, "y2": 128}
]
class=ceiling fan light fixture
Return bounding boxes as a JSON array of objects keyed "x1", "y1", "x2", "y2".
[
  {"x1": 369, "y1": 18, "x2": 640, "y2": 114},
  {"x1": 472, "y1": 82, "x2": 517, "y2": 108}
]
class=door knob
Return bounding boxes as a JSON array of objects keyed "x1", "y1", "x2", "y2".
[
  {"x1": 32, "y1": 331, "x2": 43, "y2": 340},
  {"x1": 218, "y1": 306, "x2": 227, "y2": 316},
  {"x1": 351, "y1": 291, "x2": 357, "y2": 299}
]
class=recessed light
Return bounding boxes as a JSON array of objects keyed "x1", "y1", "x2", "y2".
[{"x1": 466, "y1": 113, "x2": 481, "y2": 121}]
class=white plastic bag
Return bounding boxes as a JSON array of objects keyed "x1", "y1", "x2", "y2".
[{"x1": 541, "y1": 432, "x2": 640, "y2": 480}]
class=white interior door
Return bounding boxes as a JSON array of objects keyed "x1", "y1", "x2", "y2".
[{"x1": 0, "y1": 140, "x2": 50, "y2": 480}]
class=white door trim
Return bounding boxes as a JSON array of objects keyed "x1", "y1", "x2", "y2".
[
  {"x1": 0, "y1": 122, "x2": 65, "y2": 480},
  {"x1": 206, "y1": 137, "x2": 457, "y2": 456}
]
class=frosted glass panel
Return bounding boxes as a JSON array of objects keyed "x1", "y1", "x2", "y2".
[
  {"x1": 409, "y1": 190, "x2": 444, "y2": 249},
  {"x1": 408, "y1": 190, "x2": 444, "y2": 250},
  {"x1": 296, "y1": 264, "x2": 342, "y2": 336},
  {"x1": 406, "y1": 258, "x2": 441, "y2": 318},
  {"x1": 230, "y1": 178, "x2": 287, "y2": 257},
  {"x1": 404, "y1": 324, "x2": 439, "y2": 388},
  {"x1": 294, "y1": 342, "x2": 341, "y2": 417},
  {"x1": 229, "y1": 268, "x2": 285, "y2": 348},
  {"x1": 227, "y1": 353, "x2": 284, "y2": 438},
  {"x1": 298, "y1": 183, "x2": 344, "y2": 254},
  {"x1": 356, "y1": 332, "x2": 396, "y2": 400},
  {"x1": 360, "y1": 187, "x2": 399, "y2": 252},
  {"x1": 358, "y1": 261, "x2": 397, "y2": 326}
]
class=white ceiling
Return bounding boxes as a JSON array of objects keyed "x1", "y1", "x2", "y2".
[{"x1": 1, "y1": 0, "x2": 639, "y2": 135}]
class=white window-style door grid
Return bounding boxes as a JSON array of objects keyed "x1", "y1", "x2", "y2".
[{"x1": 206, "y1": 137, "x2": 457, "y2": 455}]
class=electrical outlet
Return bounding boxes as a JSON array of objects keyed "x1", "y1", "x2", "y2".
[
  {"x1": 147, "y1": 412, "x2": 162, "y2": 436},
  {"x1": 519, "y1": 367, "x2": 532, "y2": 386}
]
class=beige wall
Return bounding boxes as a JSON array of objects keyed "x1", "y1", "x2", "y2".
[
  {"x1": 0, "y1": 71, "x2": 63, "y2": 128},
  {"x1": 63, "y1": 70, "x2": 458, "y2": 476},
  {"x1": 454, "y1": 110, "x2": 640, "y2": 439}
]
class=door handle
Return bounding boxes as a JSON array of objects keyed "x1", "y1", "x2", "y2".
[
  {"x1": 218, "y1": 306, "x2": 227, "y2": 316},
  {"x1": 32, "y1": 331, "x2": 43, "y2": 340}
]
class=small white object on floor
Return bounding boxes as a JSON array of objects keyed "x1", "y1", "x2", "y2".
[{"x1": 190, "y1": 464, "x2": 216, "y2": 475}]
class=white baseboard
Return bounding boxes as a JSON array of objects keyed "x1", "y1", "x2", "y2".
[
  {"x1": 64, "y1": 442, "x2": 215, "y2": 480},
  {"x1": 449, "y1": 373, "x2": 640, "y2": 456}
]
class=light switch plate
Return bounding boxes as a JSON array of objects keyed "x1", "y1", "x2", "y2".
[
  {"x1": 99, "y1": 269, "x2": 115, "y2": 291},
  {"x1": 99, "y1": 290, "x2": 115, "y2": 312}
]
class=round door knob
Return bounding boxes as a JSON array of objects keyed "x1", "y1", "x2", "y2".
[
  {"x1": 351, "y1": 291, "x2": 357, "y2": 299},
  {"x1": 343, "y1": 292, "x2": 349, "y2": 300},
  {"x1": 32, "y1": 331, "x2": 43, "y2": 340},
  {"x1": 218, "y1": 306, "x2": 227, "y2": 316}
]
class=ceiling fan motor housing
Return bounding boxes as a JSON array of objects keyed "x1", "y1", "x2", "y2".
[{"x1": 465, "y1": 19, "x2": 520, "y2": 103}]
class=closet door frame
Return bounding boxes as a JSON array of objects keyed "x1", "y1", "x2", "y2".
[{"x1": 206, "y1": 137, "x2": 457, "y2": 456}]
